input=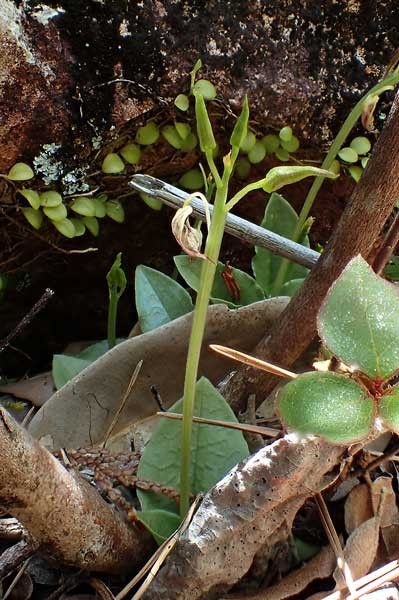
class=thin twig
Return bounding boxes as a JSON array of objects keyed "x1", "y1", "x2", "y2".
[
  {"x1": 0, "y1": 288, "x2": 54, "y2": 354},
  {"x1": 321, "y1": 560, "x2": 399, "y2": 600},
  {"x1": 3, "y1": 557, "x2": 31, "y2": 600},
  {"x1": 115, "y1": 495, "x2": 203, "y2": 600},
  {"x1": 102, "y1": 360, "x2": 143, "y2": 447},
  {"x1": 156, "y1": 411, "x2": 280, "y2": 437},
  {"x1": 210, "y1": 344, "x2": 298, "y2": 379},
  {"x1": 373, "y1": 209, "x2": 399, "y2": 274}
]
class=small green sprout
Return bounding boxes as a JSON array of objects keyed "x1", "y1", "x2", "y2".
[{"x1": 106, "y1": 252, "x2": 127, "y2": 349}]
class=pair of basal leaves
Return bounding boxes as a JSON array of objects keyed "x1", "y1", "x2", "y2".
[{"x1": 278, "y1": 255, "x2": 399, "y2": 444}]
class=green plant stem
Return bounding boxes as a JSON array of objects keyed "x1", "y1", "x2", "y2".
[
  {"x1": 179, "y1": 184, "x2": 228, "y2": 517},
  {"x1": 225, "y1": 178, "x2": 267, "y2": 212},
  {"x1": 271, "y1": 71, "x2": 399, "y2": 296},
  {"x1": 107, "y1": 298, "x2": 117, "y2": 349},
  {"x1": 205, "y1": 151, "x2": 222, "y2": 188}
]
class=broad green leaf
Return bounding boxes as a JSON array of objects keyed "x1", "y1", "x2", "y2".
[
  {"x1": 262, "y1": 166, "x2": 338, "y2": 193},
  {"x1": 378, "y1": 387, "x2": 399, "y2": 434},
  {"x1": 280, "y1": 278, "x2": 305, "y2": 297},
  {"x1": 174, "y1": 255, "x2": 265, "y2": 306},
  {"x1": 19, "y1": 189, "x2": 40, "y2": 209},
  {"x1": 252, "y1": 194, "x2": 309, "y2": 296},
  {"x1": 138, "y1": 510, "x2": 181, "y2": 545},
  {"x1": 135, "y1": 265, "x2": 193, "y2": 332},
  {"x1": 318, "y1": 256, "x2": 399, "y2": 380},
  {"x1": 277, "y1": 371, "x2": 374, "y2": 444},
  {"x1": 137, "y1": 377, "x2": 250, "y2": 516},
  {"x1": 7, "y1": 163, "x2": 34, "y2": 181},
  {"x1": 52, "y1": 340, "x2": 115, "y2": 389}
]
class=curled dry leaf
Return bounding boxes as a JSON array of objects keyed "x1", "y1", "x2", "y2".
[
  {"x1": 171, "y1": 205, "x2": 206, "y2": 260},
  {"x1": 223, "y1": 545, "x2": 336, "y2": 600},
  {"x1": 371, "y1": 477, "x2": 399, "y2": 559},
  {"x1": 344, "y1": 483, "x2": 373, "y2": 535},
  {"x1": 334, "y1": 516, "x2": 380, "y2": 589}
]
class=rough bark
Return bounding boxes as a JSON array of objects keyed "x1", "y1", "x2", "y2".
[
  {"x1": 0, "y1": 408, "x2": 153, "y2": 574},
  {"x1": 223, "y1": 88, "x2": 399, "y2": 413}
]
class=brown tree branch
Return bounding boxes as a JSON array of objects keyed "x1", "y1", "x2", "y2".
[
  {"x1": 223, "y1": 88, "x2": 399, "y2": 412},
  {"x1": 0, "y1": 408, "x2": 153, "y2": 574}
]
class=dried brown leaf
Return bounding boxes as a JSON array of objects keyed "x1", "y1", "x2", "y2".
[
  {"x1": 344, "y1": 483, "x2": 373, "y2": 535},
  {"x1": 334, "y1": 516, "x2": 380, "y2": 588},
  {"x1": 223, "y1": 545, "x2": 335, "y2": 600},
  {"x1": 171, "y1": 205, "x2": 206, "y2": 260},
  {"x1": 0, "y1": 372, "x2": 54, "y2": 407},
  {"x1": 371, "y1": 477, "x2": 399, "y2": 559}
]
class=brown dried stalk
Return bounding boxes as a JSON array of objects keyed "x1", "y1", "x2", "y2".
[{"x1": 0, "y1": 408, "x2": 153, "y2": 574}]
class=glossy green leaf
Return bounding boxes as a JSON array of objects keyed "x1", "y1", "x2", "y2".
[
  {"x1": 280, "y1": 135, "x2": 300, "y2": 153},
  {"x1": 378, "y1": 387, "x2": 399, "y2": 434},
  {"x1": 53, "y1": 218, "x2": 75, "y2": 238},
  {"x1": 135, "y1": 265, "x2": 193, "y2": 332},
  {"x1": 179, "y1": 169, "x2": 204, "y2": 190},
  {"x1": 7, "y1": 163, "x2": 34, "y2": 181},
  {"x1": 40, "y1": 191, "x2": 63, "y2": 207},
  {"x1": 71, "y1": 196, "x2": 96, "y2": 217},
  {"x1": 194, "y1": 92, "x2": 216, "y2": 153},
  {"x1": 22, "y1": 207, "x2": 43, "y2": 230},
  {"x1": 338, "y1": 147, "x2": 358, "y2": 163},
  {"x1": 82, "y1": 216, "x2": 99, "y2": 236},
  {"x1": 193, "y1": 79, "x2": 216, "y2": 100},
  {"x1": 101, "y1": 153, "x2": 125, "y2": 174},
  {"x1": 175, "y1": 122, "x2": 191, "y2": 141},
  {"x1": 137, "y1": 377, "x2": 249, "y2": 514},
  {"x1": 318, "y1": 256, "x2": 399, "y2": 379},
  {"x1": 174, "y1": 255, "x2": 265, "y2": 306},
  {"x1": 106, "y1": 200, "x2": 124, "y2": 223},
  {"x1": 161, "y1": 124, "x2": 184, "y2": 150},
  {"x1": 262, "y1": 166, "x2": 338, "y2": 193},
  {"x1": 139, "y1": 192, "x2": 163, "y2": 211},
  {"x1": 135, "y1": 122, "x2": 159, "y2": 145},
  {"x1": 52, "y1": 340, "x2": 112, "y2": 389},
  {"x1": 92, "y1": 197, "x2": 107, "y2": 218},
  {"x1": 120, "y1": 143, "x2": 141, "y2": 165},
  {"x1": 239, "y1": 131, "x2": 256, "y2": 154},
  {"x1": 277, "y1": 372, "x2": 374, "y2": 443},
  {"x1": 70, "y1": 218, "x2": 86, "y2": 236},
  {"x1": 43, "y1": 203, "x2": 67, "y2": 221},
  {"x1": 138, "y1": 510, "x2": 181, "y2": 545},
  {"x1": 181, "y1": 132, "x2": 198, "y2": 152},
  {"x1": 350, "y1": 136, "x2": 371, "y2": 155},
  {"x1": 252, "y1": 193, "x2": 309, "y2": 296},
  {"x1": 280, "y1": 278, "x2": 305, "y2": 297},
  {"x1": 262, "y1": 134, "x2": 280, "y2": 153},
  {"x1": 279, "y1": 126, "x2": 293, "y2": 142},
  {"x1": 19, "y1": 189, "x2": 40, "y2": 209},
  {"x1": 230, "y1": 96, "x2": 249, "y2": 151},
  {"x1": 174, "y1": 94, "x2": 189, "y2": 111},
  {"x1": 248, "y1": 141, "x2": 266, "y2": 164}
]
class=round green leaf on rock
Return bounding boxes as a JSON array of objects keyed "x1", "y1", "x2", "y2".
[
  {"x1": 161, "y1": 124, "x2": 184, "y2": 149},
  {"x1": 120, "y1": 143, "x2": 141, "y2": 165},
  {"x1": 7, "y1": 163, "x2": 34, "y2": 181},
  {"x1": 262, "y1": 134, "x2": 280, "y2": 153},
  {"x1": 350, "y1": 136, "x2": 371, "y2": 156},
  {"x1": 175, "y1": 122, "x2": 191, "y2": 141},
  {"x1": 22, "y1": 207, "x2": 43, "y2": 230},
  {"x1": 248, "y1": 141, "x2": 266, "y2": 164},
  {"x1": 338, "y1": 147, "x2": 358, "y2": 163},
  {"x1": 43, "y1": 203, "x2": 67, "y2": 221},
  {"x1": 40, "y1": 191, "x2": 63, "y2": 207},
  {"x1": 136, "y1": 122, "x2": 160, "y2": 145},
  {"x1": 318, "y1": 256, "x2": 399, "y2": 380},
  {"x1": 277, "y1": 371, "x2": 374, "y2": 444},
  {"x1": 179, "y1": 168, "x2": 204, "y2": 190},
  {"x1": 379, "y1": 387, "x2": 399, "y2": 434},
  {"x1": 19, "y1": 189, "x2": 40, "y2": 209},
  {"x1": 181, "y1": 132, "x2": 198, "y2": 152},
  {"x1": 53, "y1": 218, "x2": 75, "y2": 238},
  {"x1": 71, "y1": 197, "x2": 96, "y2": 217},
  {"x1": 240, "y1": 131, "x2": 256, "y2": 154},
  {"x1": 101, "y1": 153, "x2": 125, "y2": 174},
  {"x1": 279, "y1": 126, "x2": 293, "y2": 142},
  {"x1": 174, "y1": 93, "x2": 189, "y2": 111},
  {"x1": 192, "y1": 79, "x2": 216, "y2": 100}
]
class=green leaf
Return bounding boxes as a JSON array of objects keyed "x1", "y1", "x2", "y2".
[
  {"x1": 137, "y1": 510, "x2": 181, "y2": 545},
  {"x1": 7, "y1": 163, "x2": 34, "y2": 181},
  {"x1": 384, "y1": 256, "x2": 399, "y2": 281},
  {"x1": 101, "y1": 153, "x2": 125, "y2": 174},
  {"x1": 193, "y1": 79, "x2": 216, "y2": 100},
  {"x1": 52, "y1": 340, "x2": 112, "y2": 389},
  {"x1": 139, "y1": 192, "x2": 163, "y2": 211},
  {"x1": 137, "y1": 377, "x2": 249, "y2": 516},
  {"x1": 378, "y1": 387, "x2": 399, "y2": 434},
  {"x1": 82, "y1": 216, "x2": 99, "y2": 236},
  {"x1": 40, "y1": 191, "x2": 63, "y2": 207},
  {"x1": 22, "y1": 207, "x2": 43, "y2": 230},
  {"x1": 135, "y1": 265, "x2": 193, "y2": 332},
  {"x1": 174, "y1": 255, "x2": 265, "y2": 306},
  {"x1": 19, "y1": 189, "x2": 40, "y2": 209},
  {"x1": 190, "y1": 58, "x2": 202, "y2": 91},
  {"x1": 120, "y1": 143, "x2": 141, "y2": 165},
  {"x1": 43, "y1": 203, "x2": 67, "y2": 221},
  {"x1": 194, "y1": 93, "x2": 216, "y2": 153},
  {"x1": 106, "y1": 200, "x2": 125, "y2": 223},
  {"x1": 230, "y1": 96, "x2": 249, "y2": 151},
  {"x1": 277, "y1": 372, "x2": 374, "y2": 444},
  {"x1": 252, "y1": 193, "x2": 309, "y2": 296},
  {"x1": 174, "y1": 94, "x2": 190, "y2": 112},
  {"x1": 53, "y1": 218, "x2": 75, "y2": 238},
  {"x1": 262, "y1": 166, "x2": 338, "y2": 193},
  {"x1": 318, "y1": 256, "x2": 399, "y2": 380},
  {"x1": 280, "y1": 278, "x2": 305, "y2": 297},
  {"x1": 161, "y1": 125, "x2": 184, "y2": 150},
  {"x1": 135, "y1": 122, "x2": 160, "y2": 145}
]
